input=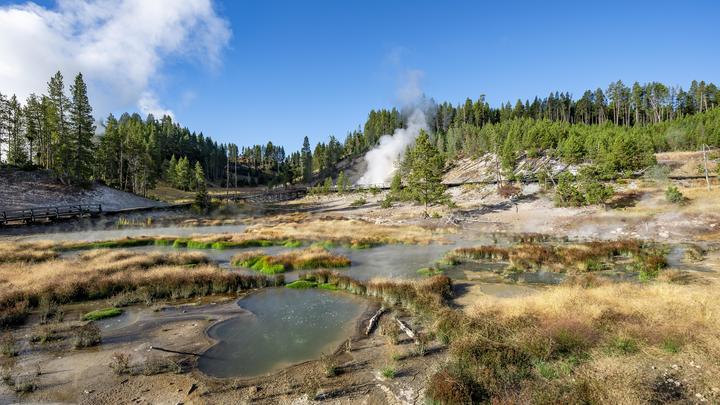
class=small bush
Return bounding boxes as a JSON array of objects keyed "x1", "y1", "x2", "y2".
[
  {"x1": 380, "y1": 197, "x2": 393, "y2": 209},
  {"x1": 72, "y1": 322, "x2": 101, "y2": 349},
  {"x1": 665, "y1": 185, "x2": 685, "y2": 204},
  {"x1": 82, "y1": 307, "x2": 123, "y2": 321},
  {"x1": 109, "y1": 352, "x2": 131, "y2": 375},
  {"x1": 0, "y1": 332, "x2": 17, "y2": 357},
  {"x1": 350, "y1": 197, "x2": 367, "y2": 207},
  {"x1": 320, "y1": 353, "x2": 338, "y2": 377}
]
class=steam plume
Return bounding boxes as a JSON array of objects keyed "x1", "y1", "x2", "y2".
[
  {"x1": 356, "y1": 68, "x2": 429, "y2": 185},
  {"x1": 356, "y1": 109, "x2": 427, "y2": 185}
]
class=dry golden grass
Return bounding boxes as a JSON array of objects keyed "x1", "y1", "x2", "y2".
[
  {"x1": 455, "y1": 280, "x2": 720, "y2": 403},
  {"x1": 0, "y1": 249, "x2": 276, "y2": 326},
  {"x1": 238, "y1": 217, "x2": 446, "y2": 245}
]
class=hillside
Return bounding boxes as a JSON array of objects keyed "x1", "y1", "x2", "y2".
[{"x1": 0, "y1": 168, "x2": 167, "y2": 211}]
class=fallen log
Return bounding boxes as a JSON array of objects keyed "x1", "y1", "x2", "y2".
[
  {"x1": 395, "y1": 318, "x2": 417, "y2": 342},
  {"x1": 150, "y1": 345, "x2": 202, "y2": 357},
  {"x1": 365, "y1": 307, "x2": 385, "y2": 335}
]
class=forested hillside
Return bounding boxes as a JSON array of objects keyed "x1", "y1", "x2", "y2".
[{"x1": 1, "y1": 74, "x2": 718, "y2": 197}]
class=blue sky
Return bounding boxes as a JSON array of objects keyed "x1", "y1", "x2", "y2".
[{"x1": 1, "y1": 0, "x2": 719, "y2": 152}]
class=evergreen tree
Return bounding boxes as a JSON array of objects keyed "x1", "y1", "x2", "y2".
[
  {"x1": 175, "y1": 156, "x2": 191, "y2": 191},
  {"x1": 405, "y1": 130, "x2": 447, "y2": 213},
  {"x1": 193, "y1": 161, "x2": 210, "y2": 209},
  {"x1": 336, "y1": 170, "x2": 347, "y2": 193},
  {"x1": 68, "y1": 73, "x2": 95, "y2": 181},
  {"x1": 301, "y1": 136, "x2": 312, "y2": 182},
  {"x1": 47, "y1": 71, "x2": 71, "y2": 177},
  {"x1": 7, "y1": 95, "x2": 28, "y2": 165}
]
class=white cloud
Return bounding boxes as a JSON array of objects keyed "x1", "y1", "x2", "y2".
[
  {"x1": 138, "y1": 91, "x2": 174, "y2": 119},
  {"x1": 0, "y1": 0, "x2": 230, "y2": 119}
]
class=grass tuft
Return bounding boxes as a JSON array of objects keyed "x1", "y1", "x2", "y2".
[{"x1": 82, "y1": 307, "x2": 123, "y2": 321}]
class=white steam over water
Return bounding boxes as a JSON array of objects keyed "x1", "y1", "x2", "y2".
[{"x1": 356, "y1": 109, "x2": 427, "y2": 185}]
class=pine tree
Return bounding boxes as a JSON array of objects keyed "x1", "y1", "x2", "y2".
[
  {"x1": 336, "y1": 170, "x2": 347, "y2": 193},
  {"x1": 166, "y1": 155, "x2": 177, "y2": 186},
  {"x1": 47, "y1": 71, "x2": 71, "y2": 177},
  {"x1": 7, "y1": 95, "x2": 28, "y2": 165},
  {"x1": 24, "y1": 94, "x2": 43, "y2": 165},
  {"x1": 175, "y1": 156, "x2": 191, "y2": 190},
  {"x1": 301, "y1": 136, "x2": 312, "y2": 182},
  {"x1": 193, "y1": 161, "x2": 210, "y2": 209},
  {"x1": 406, "y1": 130, "x2": 447, "y2": 214},
  {"x1": 68, "y1": 73, "x2": 96, "y2": 181},
  {"x1": 193, "y1": 161, "x2": 205, "y2": 191},
  {"x1": 0, "y1": 92, "x2": 8, "y2": 163}
]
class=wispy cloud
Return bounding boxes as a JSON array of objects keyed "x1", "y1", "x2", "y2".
[{"x1": 0, "y1": 0, "x2": 231, "y2": 119}]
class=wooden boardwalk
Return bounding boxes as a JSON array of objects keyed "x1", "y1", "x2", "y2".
[{"x1": 0, "y1": 204, "x2": 102, "y2": 225}]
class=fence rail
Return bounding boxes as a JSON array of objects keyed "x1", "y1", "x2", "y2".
[{"x1": 0, "y1": 204, "x2": 102, "y2": 225}]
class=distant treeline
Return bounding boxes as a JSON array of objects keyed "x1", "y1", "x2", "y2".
[{"x1": 1, "y1": 77, "x2": 718, "y2": 194}]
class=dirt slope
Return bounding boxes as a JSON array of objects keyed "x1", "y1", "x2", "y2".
[{"x1": 0, "y1": 168, "x2": 167, "y2": 211}]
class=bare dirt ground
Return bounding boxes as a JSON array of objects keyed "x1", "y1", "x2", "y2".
[
  {"x1": 0, "y1": 168, "x2": 167, "y2": 211},
  {"x1": 291, "y1": 177, "x2": 720, "y2": 244},
  {"x1": 2, "y1": 297, "x2": 438, "y2": 405}
]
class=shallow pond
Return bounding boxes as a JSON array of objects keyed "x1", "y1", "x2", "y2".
[{"x1": 198, "y1": 288, "x2": 368, "y2": 378}]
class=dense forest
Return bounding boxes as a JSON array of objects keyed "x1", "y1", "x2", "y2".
[{"x1": 1, "y1": 74, "x2": 719, "y2": 196}]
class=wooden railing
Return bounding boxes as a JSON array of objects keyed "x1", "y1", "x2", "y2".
[{"x1": 0, "y1": 204, "x2": 102, "y2": 225}]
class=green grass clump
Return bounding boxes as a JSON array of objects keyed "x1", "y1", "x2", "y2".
[
  {"x1": 417, "y1": 267, "x2": 444, "y2": 277},
  {"x1": 239, "y1": 256, "x2": 286, "y2": 274},
  {"x1": 172, "y1": 239, "x2": 188, "y2": 248},
  {"x1": 186, "y1": 240, "x2": 214, "y2": 249},
  {"x1": 285, "y1": 280, "x2": 318, "y2": 289},
  {"x1": 318, "y1": 283, "x2": 338, "y2": 290},
  {"x1": 312, "y1": 240, "x2": 336, "y2": 249},
  {"x1": 154, "y1": 239, "x2": 173, "y2": 247},
  {"x1": 661, "y1": 337, "x2": 682, "y2": 353},
  {"x1": 605, "y1": 336, "x2": 638, "y2": 355},
  {"x1": 82, "y1": 307, "x2": 123, "y2": 321},
  {"x1": 283, "y1": 240, "x2": 303, "y2": 248},
  {"x1": 380, "y1": 365, "x2": 396, "y2": 379}
]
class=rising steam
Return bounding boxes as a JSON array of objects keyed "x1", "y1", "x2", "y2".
[
  {"x1": 355, "y1": 67, "x2": 428, "y2": 185},
  {"x1": 356, "y1": 109, "x2": 427, "y2": 185}
]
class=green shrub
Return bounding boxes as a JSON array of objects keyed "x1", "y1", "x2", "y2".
[
  {"x1": 380, "y1": 197, "x2": 392, "y2": 209},
  {"x1": 665, "y1": 185, "x2": 685, "y2": 204},
  {"x1": 82, "y1": 307, "x2": 123, "y2": 321},
  {"x1": 318, "y1": 283, "x2": 338, "y2": 290},
  {"x1": 380, "y1": 365, "x2": 396, "y2": 379},
  {"x1": 350, "y1": 198, "x2": 367, "y2": 207}
]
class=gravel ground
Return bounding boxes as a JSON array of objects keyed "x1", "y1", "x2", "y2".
[{"x1": 0, "y1": 168, "x2": 167, "y2": 211}]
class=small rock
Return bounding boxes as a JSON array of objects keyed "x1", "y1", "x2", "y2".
[{"x1": 83, "y1": 389, "x2": 94, "y2": 394}]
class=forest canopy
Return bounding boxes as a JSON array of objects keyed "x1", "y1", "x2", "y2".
[{"x1": 1, "y1": 74, "x2": 718, "y2": 193}]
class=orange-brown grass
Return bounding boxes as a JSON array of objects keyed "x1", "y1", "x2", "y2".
[
  {"x1": 239, "y1": 218, "x2": 446, "y2": 246},
  {"x1": 446, "y1": 239, "x2": 652, "y2": 273},
  {"x1": 231, "y1": 247, "x2": 351, "y2": 274},
  {"x1": 299, "y1": 270, "x2": 453, "y2": 314},
  {"x1": 0, "y1": 241, "x2": 59, "y2": 264},
  {"x1": 0, "y1": 249, "x2": 276, "y2": 327},
  {"x1": 426, "y1": 280, "x2": 720, "y2": 404}
]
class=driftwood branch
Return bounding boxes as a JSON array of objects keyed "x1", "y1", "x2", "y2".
[
  {"x1": 150, "y1": 346, "x2": 202, "y2": 357},
  {"x1": 365, "y1": 307, "x2": 385, "y2": 335},
  {"x1": 395, "y1": 318, "x2": 417, "y2": 343}
]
